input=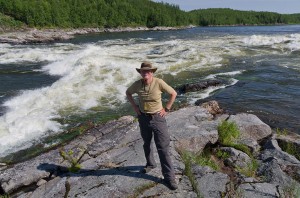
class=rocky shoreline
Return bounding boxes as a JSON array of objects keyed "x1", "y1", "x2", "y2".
[
  {"x1": 0, "y1": 26, "x2": 194, "y2": 44},
  {"x1": 1, "y1": 101, "x2": 300, "y2": 197}
]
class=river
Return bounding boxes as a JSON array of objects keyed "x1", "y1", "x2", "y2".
[{"x1": 0, "y1": 25, "x2": 299, "y2": 161}]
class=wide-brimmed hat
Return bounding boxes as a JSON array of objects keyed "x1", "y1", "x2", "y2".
[{"x1": 136, "y1": 62, "x2": 157, "y2": 73}]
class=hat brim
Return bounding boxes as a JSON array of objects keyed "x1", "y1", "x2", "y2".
[{"x1": 136, "y1": 68, "x2": 157, "y2": 73}]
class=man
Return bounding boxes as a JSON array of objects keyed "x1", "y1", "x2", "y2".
[{"x1": 126, "y1": 61, "x2": 178, "y2": 190}]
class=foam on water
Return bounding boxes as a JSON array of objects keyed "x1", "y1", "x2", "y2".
[
  {"x1": 205, "y1": 70, "x2": 245, "y2": 79},
  {"x1": 0, "y1": 43, "x2": 78, "y2": 64},
  {"x1": 0, "y1": 43, "x2": 144, "y2": 156},
  {"x1": 243, "y1": 33, "x2": 300, "y2": 52},
  {"x1": 287, "y1": 34, "x2": 300, "y2": 51}
]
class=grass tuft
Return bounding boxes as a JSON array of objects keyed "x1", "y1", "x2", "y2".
[
  {"x1": 177, "y1": 147, "x2": 221, "y2": 197},
  {"x1": 275, "y1": 128, "x2": 289, "y2": 137},
  {"x1": 128, "y1": 182, "x2": 157, "y2": 198},
  {"x1": 218, "y1": 120, "x2": 240, "y2": 145},
  {"x1": 179, "y1": 150, "x2": 202, "y2": 197},
  {"x1": 217, "y1": 120, "x2": 252, "y2": 157},
  {"x1": 59, "y1": 148, "x2": 84, "y2": 173},
  {"x1": 194, "y1": 149, "x2": 219, "y2": 171},
  {"x1": 236, "y1": 158, "x2": 258, "y2": 178},
  {"x1": 216, "y1": 149, "x2": 230, "y2": 159},
  {"x1": 281, "y1": 142, "x2": 300, "y2": 161}
]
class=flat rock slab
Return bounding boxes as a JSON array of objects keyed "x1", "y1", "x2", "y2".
[
  {"x1": 2, "y1": 105, "x2": 296, "y2": 198},
  {"x1": 2, "y1": 107, "x2": 219, "y2": 197},
  {"x1": 192, "y1": 165, "x2": 230, "y2": 198},
  {"x1": 167, "y1": 106, "x2": 222, "y2": 153}
]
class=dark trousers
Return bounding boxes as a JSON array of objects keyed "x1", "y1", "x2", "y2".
[{"x1": 138, "y1": 113, "x2": 175, "y2": 181}]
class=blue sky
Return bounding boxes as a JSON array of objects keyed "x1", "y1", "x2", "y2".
[{"x1": 152, "y1": 0, "x2": 300, "y2": 14}]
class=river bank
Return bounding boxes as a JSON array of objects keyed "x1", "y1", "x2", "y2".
[
  {"x1": 1, "y1": 102, "x2": 300, "y2": 197},
  {"x1": 0, "y1": 26, "x2": 194, "y2": 44}
]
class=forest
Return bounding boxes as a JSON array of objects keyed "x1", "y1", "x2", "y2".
[
  {"x1": 189, "y1": 8, "x2": 300, "y2": 26},
  {"x1": 0, "y1": 0, "x2": 300, "y2": 29}
]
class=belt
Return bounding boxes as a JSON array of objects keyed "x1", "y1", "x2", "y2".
[{"x1": 142, "y1": 111, "x2": 160, "y2": 116}]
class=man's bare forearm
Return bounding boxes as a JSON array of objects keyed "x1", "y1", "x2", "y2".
[{"x1": 165, "y1": 90, "x2": 177, "y2": 110}]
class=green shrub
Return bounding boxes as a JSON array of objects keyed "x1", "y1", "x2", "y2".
[
  {"x1": 216, "y1": 149, "x2": 230, "y2": 159},
  {"x1": 217, "y1": 120, "x2": 252, "y2": 156}
]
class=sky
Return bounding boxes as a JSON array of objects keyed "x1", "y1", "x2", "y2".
[{"x1": 152, "y1": 0, "x2": 300, "y2": 14}]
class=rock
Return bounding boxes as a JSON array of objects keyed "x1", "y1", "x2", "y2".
[
  {"x1": 258, "y1": 157, "x2": 296, "y2": 187},
  {"x1": 29, "y1": 176, "x2": 68, "y2": 198},
  {"x1": 220, "y1": 147, "x2": 252, "y2": 169},
  {"x1": 0, "y1": 26, "x2": 190, "y2": 44},
  {"x1": 0, "y1": 163, "x2": 7, "y2": 171},
  {"x1": 86, "y1": 117, "x2": 136, "y2": 157},
  {"x1": 237, "y1": 182, "x2": 280, "y2": 198},
  {"x1": 0, "y1": 116, "x2": 136, "y2": 195},
  {"x1": 138, "y1": 176, "x2": 197, "y2": 198},
  {"x1": 257, "y1": 147, "x2": 300, "y2": 194},
  {"x1": 228, "y1": 113, "x2": 272, "y2": 152},
  {"x1": 239, "y1": 138, "x2": 261, "y2": 153},
  {"x1": 177, "y1": 80, "x2": 222, "y2": 94},
  {"x1": 167, "y1": 106, "x2": 219, "y2": 153},
  {"x1": 259, "y1": 148, "x2": 300, "y2": 165},
  {"x1": 36, "y1": 179, "x2": 47, "y2": 186},
  {"x1": 1, "y1": 105, "x2": 300, "y2": 198},
  {"x1": 0, "y1": 29, "x2": 74, "y2": 44},
  {"x1": 0, "y1": 149, "x2": 62, "y2": 194},
  {"x1": 263, "y1": 136, "x2": 282, "y2": 151},
  {"x1": 228, "y1": 113, "x2": 272, "y2": 141},
  {"x1": 200, "y1": 100, "x2": 224, "y2": 116},
  {"x1": 192, "y1": 165, "x2": 230, "y2": 198}
]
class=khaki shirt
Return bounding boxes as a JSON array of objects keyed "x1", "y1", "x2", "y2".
[{"x1": 127, "y1": 77, "x2": 175, "y2": 113}]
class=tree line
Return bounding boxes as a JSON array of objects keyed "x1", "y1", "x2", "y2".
[
  {"x1": 189, "y1": 8, "x2": 300, "y2": 26},
  {"x1": 0, "y1": 0, "x2": 299, "y2": 29},
  {"x1": 0, "y1": 0, "x2": 189, "y2": 28}
]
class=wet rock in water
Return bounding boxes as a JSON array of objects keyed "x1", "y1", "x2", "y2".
[{"x1": 176, "y1": 79, "x2": 222, "y2": 94}]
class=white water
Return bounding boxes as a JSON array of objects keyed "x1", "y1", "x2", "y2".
[
  {"x1": 0, "y1": 32, "x2": 300, "y2": 157},
  {"x1": 242, "y1": 33, "x2": 300, "y2": 52},
  {"x1": 205, "y1": 70, "x2": 246, "y2": 79}
]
